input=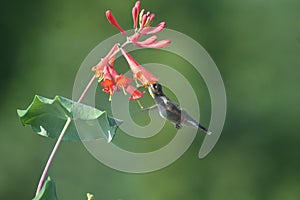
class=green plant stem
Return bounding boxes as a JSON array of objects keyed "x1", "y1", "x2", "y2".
[{"x1": 35, "y1": 117, "x2": 72, "y2": 196}]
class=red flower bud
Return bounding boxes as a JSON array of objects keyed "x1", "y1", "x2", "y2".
[
  {"x1": 133, "y1": 35, "x2": 157, "y2": 47},
  {"x1": 139, "y1": 39, "x2": 171, "y2": 49},
  {"x1": 132, "y1": 1, "x2": 141, "y2": 29},
  {"x1": 141, "y1": 22, "x2": 166, "y2": 35},
  {"x1": 106, "y1": 10, "x2": 127, "y2": 36}
]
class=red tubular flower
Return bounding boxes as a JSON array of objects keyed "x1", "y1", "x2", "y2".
[
  {"x1": 105, "y1": 60, "x2": 144, "y2": 101},
  {"x1": 132, "y1": 35, "x2": 170, "y2": 49},
  {"x1": 108, "y1": 65, "x2": 132, "y2": 90},
  {"x1": 132, "y1": 1, "x2": 140, "y2": 29},
  {"x1": 115, "y1": 75, "x2": 132, "y2": 90},
  {"x1": 148, "y1": 13, "x2": 155, "y2": 23},
  {"x1": 140, "y1": 22, "x2": 166, "y2": 35},
  {"x1": 129, "y1": 32, "x2": 142, "y2": 43},
  {"x1": 106, "y1": 10, "x2": 127, "y2": 36},
  {"x1": 135, "y1": 35, "x2": 157, "y2": 46},
  {"x1": 138, "y1": 7, "x2": 157, "y2": 29},
  {"x1": 139, "y1": 9, "x2": 145, "y2": 26},
  {"x1": 136, "y1": 39, "x2": 171, "y2": 49},
  {"x1": 94, "y1": 1, "x2": 171, "y2": 103},
  {"x1": 100, "y1": 67, "x2": 116, "y2": 101},
  {"x1": 140, "y1": 14, "x2": 148, "y2": 29},
  {"x1": 120, "y1": 48, "x2": 159, "y2": 86},
  {"x1": 92, "y1": 44, "x2": 119, "y2": 78},
  {"x1": 125, "y1": 85, "x2": 145, "y2": 100}
]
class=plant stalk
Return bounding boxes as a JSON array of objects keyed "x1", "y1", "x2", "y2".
[
  {"x1": 35, "y1": 117, "x2": 72, "y2": 196},
  {"x1": 77, "y1": 75, "x2": 97, "y2": 103}
]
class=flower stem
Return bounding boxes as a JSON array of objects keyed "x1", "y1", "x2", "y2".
[
  {"x1": 35, "y1": 117, "x2": 72, "y2": 196},
  {"x1": 77, "y1": 75, "x2": 97, "y2": 103}
]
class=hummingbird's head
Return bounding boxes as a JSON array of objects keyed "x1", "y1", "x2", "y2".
[{"x1": 149, "y1": 82, "x2": 164, "y2": 98}]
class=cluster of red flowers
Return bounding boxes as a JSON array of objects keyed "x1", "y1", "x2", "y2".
[{"x1": 92, "y1": 1, "x2": 170, "y2": 105}]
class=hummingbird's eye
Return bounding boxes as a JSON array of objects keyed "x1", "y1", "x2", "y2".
[{"x1": 152, "y1": 83, "x2": 158, "y2": 90}]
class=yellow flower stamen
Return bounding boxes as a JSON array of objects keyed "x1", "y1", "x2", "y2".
[
  {"x1": 98, "y1": 74, "x2": 104, "y2": 83},
  {"x1": 122, "y1": 87, "x2": 127, "y2": 95},
  {"x1": 135, "y1": 79, "x2": 143, "y2": 87},
  {"x1": 136, "y1": 99, "x2": 144, "y2": 109},
  {"x1": 109, "y1": 95, "x2": 112, "y2": 101}
]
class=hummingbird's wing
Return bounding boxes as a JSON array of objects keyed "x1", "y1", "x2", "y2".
[{"x1": 156, "y1": 97, "x2": 182, "y2": 124}]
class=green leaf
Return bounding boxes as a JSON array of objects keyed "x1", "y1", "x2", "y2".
[
  {"x1": 33, "y1": 177, "x2": 58, "y2": 200},
  {"x1": 17, "y1": 95, "x2": 122, "y2": 142}
]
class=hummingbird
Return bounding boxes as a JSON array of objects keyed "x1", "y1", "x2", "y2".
[{"x1": 147, "y1": 83, "x2": 212, "y2": 135}]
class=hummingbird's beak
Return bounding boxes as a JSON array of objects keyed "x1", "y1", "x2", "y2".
[{"x1": 148, "y1": 86, "x2": 155, "y2": 99}]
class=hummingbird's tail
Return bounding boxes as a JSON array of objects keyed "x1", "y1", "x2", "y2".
[
  {"x1": 181, "y1": 110, "x2": 212, "y2": 135},
  {"x1": 197, "y1": 123, "x2": 212, "y2": 135}
]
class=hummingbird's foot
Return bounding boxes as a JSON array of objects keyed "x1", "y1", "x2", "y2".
[{"x1": 175, "y1": 123, "x2": 182, "y2": 129}]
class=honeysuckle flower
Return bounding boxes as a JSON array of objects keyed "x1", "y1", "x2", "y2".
[
  {"x1": 94, "y1": 1, "x2": 171, "y2": 103},
  {"x1": 120, "y1": 48, "x2": 159, "y2": 86},
  {"x1": 138, "y1": 9, "x2": 145, "y2": 27},
  {"x1": 92, "y1": 44, "x2": 119, "y2": 78},
  {"x1": 106, "y1": 10, "x2": 127, "y2": 36},
  {"x1": 101, "y1": 63, "x2": 145, "y2": 104},
  {"x1": 140, "y1": 22, "x2": 166, "y2": 35},
  {"x1": 133, "y1": 36, "x2": 171, "y2": 49},
  {"x1": 134, "y1": 35, "x2": 157, "y2": 46},
  {"x1": 100, "y1": 67, "x2": 116, "y2": 101},
  {"x1": 142, "y1": 39, "x2": 171, "y2": 49},
  {"x1": 129, "y1": 32, "x2": 170, "y2": 49},
  {"x1": 125, "y1": 85, "x2": 145, "y2": 101},
  {"x1": 115, "y1": 75, "x2": 132, "y2": 91},
  {"x1": 105, "y1": 2, "x2": 170, "y2": 50},
  {"x1": 128, "y1": 32, "x2": 142, "y2": 43},
  {"x1": 108, "y1": 65, "x2": 132, "y2": 91},
  {"x1": 138, "y1": 9, "x2": 156, "y2": 29},
  {"x1": 132, "y1": 1, "x2": 141, "y2": 29}
]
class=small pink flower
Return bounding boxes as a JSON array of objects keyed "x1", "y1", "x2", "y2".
[
  {"x1": 138, "y1": 9, "x2": 145, "y2": 27},
  {"x1": 129, "y1": 32, "x2": 142, "y2": 43},
  {"x1": 106, "y1": 10, "x2": 127, "y2": 36},
  {"x1": 134, "y1": 35, "x2": 157, "y2": 46},
  {"x1": 100, "y1": 67, "x2": 116, "y2": 101},
  {"x1": 120, "y1": 48, "x2": 159, "y2": 86},
  {"x1": 95, "y1": 1, "x2": 171, "y2": 103},
  {"x1": 115, "y1": 75, "x2": 132, "y2": 90},
  {"x1": 138, "y1": 7, "x2": 156, "y2": 29},
  {"x1": 133, "y1": 35, "x2": 171, "y2": 49},
  {"x1": 140, "y1": 12, "x2": 148, "y2": 28},
  {"x1": 137, "y1": 39, "x2": 171, "y2": 49},
  {"x1": 92, "y1": 44, "x2": 119, "y2": 78},
  {"x1": 108, "y1": 65, "x2": 132, "y2": 90},
  {"x1": 140, "y1": 22, "x2": 166, "y2": 35},
  {"x1": 106, "y1": 64, "x2": 144, "y2": 102},
  {"x1": 132, "y1": 1, "x2": 141, "y2": 29},
  {"x1": 125, "y1": 85, "x2": 145, "y2": 100}
]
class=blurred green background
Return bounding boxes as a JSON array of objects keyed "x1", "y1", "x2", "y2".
[{"x1": 1, "y1": 0, "x2": 300, "y2": 199}]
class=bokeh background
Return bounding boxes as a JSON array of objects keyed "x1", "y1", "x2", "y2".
[{"x1": 1, "y1": 0, "x2": 300, "y2": 199}]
